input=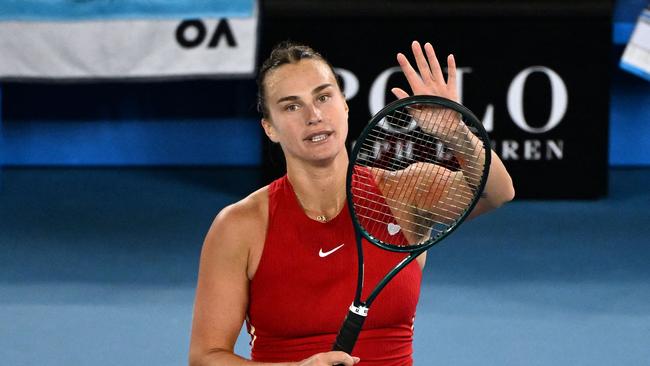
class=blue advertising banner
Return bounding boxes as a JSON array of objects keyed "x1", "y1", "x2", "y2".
[{"x1": 0, "y1": 0, "x2": 255, "y2": 20}]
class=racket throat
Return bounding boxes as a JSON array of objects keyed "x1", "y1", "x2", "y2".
[{"x1": 349, "y1": 303, "x2": 369, "y2": 316}]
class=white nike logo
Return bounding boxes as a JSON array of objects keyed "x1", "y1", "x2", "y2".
[{"x1": 319, "y1": 244, "x2": 345, "y2": 258}]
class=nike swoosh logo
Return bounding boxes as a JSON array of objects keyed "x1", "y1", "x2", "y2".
[{"x1": 319, "y1": 244, "x2": 345, "y2": 258}]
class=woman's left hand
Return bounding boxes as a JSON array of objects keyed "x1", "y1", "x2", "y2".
[{"x1": 391, "y1": 41, "x2": 459, "y2": 103}]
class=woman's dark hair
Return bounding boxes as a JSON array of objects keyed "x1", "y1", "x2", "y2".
[{"x1": 257, "y1": 41, "x2": 343, "y2": 119}]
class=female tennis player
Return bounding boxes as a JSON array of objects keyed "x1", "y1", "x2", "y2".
[{"x1": 188, "y1": 40, "x2": 514, "y2": 366}]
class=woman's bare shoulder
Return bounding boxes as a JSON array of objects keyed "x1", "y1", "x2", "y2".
[
  {"x1": 199, "y1": 186, "x2": 269, "y2": 273},
  {"x1": 206, "y1": 185, "x2": 270, "y2": 244},
  {"x1": 219, "y1": 186, "x2": 268, "y2": 223}
]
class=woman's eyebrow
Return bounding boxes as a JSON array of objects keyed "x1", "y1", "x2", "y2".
[{"x1": 275, "y1": 83, "x2": 333, "y2": 104}]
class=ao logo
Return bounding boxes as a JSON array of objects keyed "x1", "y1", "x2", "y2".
[
  {"x1": 335, "y1": 66, "x2": 568, "y2": 134},
  {"x1": 175, "y1": 19, "x2": 237, "y2": 49}
]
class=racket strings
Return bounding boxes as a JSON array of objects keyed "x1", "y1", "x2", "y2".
[
  {"x1": 353, "y1": 200, "x2": 463, "y2": 240},
  {"x1": 379, "y1": 161, "x2": 471, "y2": 207},
  {"x1": 354, "y1": 213, "x2": 436, "y2": 241},
  {"x1": 351, "y1": 180, "x2": 470, "y2": 236},
  {"x1": 399, "y1": 106, "x2": 485, "y2": 189},
  {"x1": 355, "y1": 126, "x2": 485, "y2": 180},
  {"x1": 351, "y1": 103, "x2": 487, "y2": 247},
  {"x1": 351, "y1": 184, "x2": 468, "y2": 227},
  {"x1": 352, "y1": 188, "x2": 455, "y2": 245},
  {"x1": 394, "y1": 110, "x2": 482, "y2": 174},
  {"x1": 391, "y1": 108, "x2": 485, "y2": 174},
  {"x1": 352, "y1": 174, "x2": 473, "y2": 219}
]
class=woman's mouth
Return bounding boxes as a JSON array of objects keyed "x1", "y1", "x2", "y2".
[{"x1": 305, "y1": 132, "x2": 332, "y2": 143}]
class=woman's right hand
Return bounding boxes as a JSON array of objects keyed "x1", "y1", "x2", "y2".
[{"x1": 297, "y1": 352, "x2": 360, "y2": 366}]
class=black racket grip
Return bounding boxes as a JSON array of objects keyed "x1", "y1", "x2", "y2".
[{"x1": 332, "y1": 309, "x2": 367, "y2": 354}]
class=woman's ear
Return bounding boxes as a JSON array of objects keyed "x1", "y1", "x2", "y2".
[{"x1": 261, "y1": 118, "x2": 279, "y2": 143}]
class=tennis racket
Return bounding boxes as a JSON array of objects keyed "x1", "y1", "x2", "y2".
[{"x1": 332, "y1": 95, "x2": 491, "y2": 355}]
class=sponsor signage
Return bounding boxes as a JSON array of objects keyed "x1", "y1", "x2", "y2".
[
  {"x1": 260, "y1": 11, "x2": 610, "y2": 199},
  {"x1": 0, "y1": 2, "x2": 258, "y2": 79}
]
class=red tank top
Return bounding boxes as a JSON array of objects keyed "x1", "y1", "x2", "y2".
[{"x1": 247, "y1": 172, "x2": 422, "y2": 365}]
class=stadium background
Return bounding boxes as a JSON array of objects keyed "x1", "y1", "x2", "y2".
[{"x1": 1, "y1": 1, "x2": 648, "y2": 365}]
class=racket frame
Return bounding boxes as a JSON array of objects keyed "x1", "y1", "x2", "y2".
[
  {"x1": 335, "y1": 95, "x2": 491, "y2": 354},
  {"x1": 347, "y1": 95, "x2": 491, "y2": 255}
]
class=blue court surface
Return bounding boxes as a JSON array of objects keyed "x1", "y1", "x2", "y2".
[{"x1": 1, "y1": 167, "x2": 648, "y2": 365}]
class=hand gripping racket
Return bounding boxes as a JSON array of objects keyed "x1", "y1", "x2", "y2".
[{"x1": 332, "y1": 95, "x2": 491, "y2": 355}]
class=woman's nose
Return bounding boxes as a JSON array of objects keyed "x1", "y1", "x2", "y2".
[{"x1": 306, "y1": 104, "x2": 322, "y2": 125}]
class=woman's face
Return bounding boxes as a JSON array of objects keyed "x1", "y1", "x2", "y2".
[{"x1": 261, "y1": 59, "x2": 349, "y2": 166}]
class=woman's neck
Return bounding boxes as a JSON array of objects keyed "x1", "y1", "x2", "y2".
[{"x1": 286, "y1": 155, "x2": 348, "y2": 223}]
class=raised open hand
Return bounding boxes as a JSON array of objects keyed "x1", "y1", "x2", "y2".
[{"x1": 391, "y1": 41, "x2": 459, "y2": 102}]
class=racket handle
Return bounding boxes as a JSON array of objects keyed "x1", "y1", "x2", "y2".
[{"x1": 332, "y1": 305, "x2": 368, "y2": 354}]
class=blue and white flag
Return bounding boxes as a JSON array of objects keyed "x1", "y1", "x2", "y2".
[{"x1": 0, "y1": 0, "x2": 259, "y2": 79}]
